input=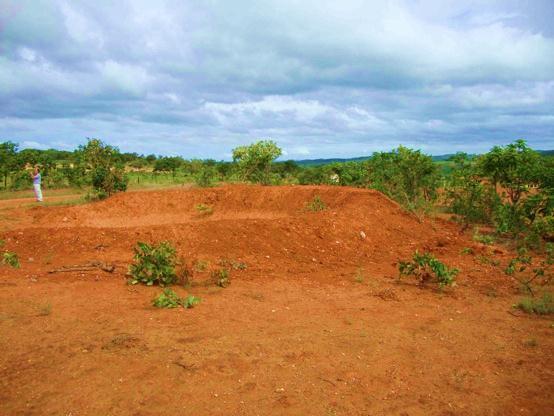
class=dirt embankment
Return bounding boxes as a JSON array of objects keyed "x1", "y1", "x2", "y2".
[{"x1": 0, "y1": 185, "x2": 552, "y2": 416}]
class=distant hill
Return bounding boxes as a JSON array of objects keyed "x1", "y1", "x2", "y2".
[{"x1": 293, "y1": 150, "x2": 554, "y2": 166}]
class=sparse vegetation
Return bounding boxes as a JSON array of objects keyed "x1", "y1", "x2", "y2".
[
  {"x1": 354, "y1": 267, "x2": 364, "y2": 283},
  {"x1": 193, "y1": 259, "x2": 209, "y2": 272},
  {"x1": 505, "y1": 245, "x2": 552, "y2": 295},
  {"x1": 399, "y1": 251, "x2": 458, "y2": 288},
  {"x1": 195, "y1": 203, "x2": 213, "y2": 215},
  {"x1": 515, "y1": 293, "x2": 553, "y2": 315},
  {"x1": 195, "y1": 165, "x2": 218, "y2": 187},
  {"x1": 129, "y1": 241, "x2": 178, "y2": 286},
  {"x1": 37, "y1": 302, "x2": 52, "y2": 316},
  {"x1": 211, "y1": 268, "x2": 230, "y2": 287},
  {"x1": 476, "y1": 255, "x2": 500, "y2": 266},
  {"x1": 472, "y1": 228, "x2": 495, "y2": 245},
  {"x1": 2, "y1": 251, "x2": 20, "y2": 268},
  {"x1": 152, "y1": 288, "x2": 200, "y2": 309},
  {"x1": 461, "y1": 247, "x2": 474, "y2": 255},
  {"x1": 306, "y1": 195, "x2": 326, "y2": 212}
]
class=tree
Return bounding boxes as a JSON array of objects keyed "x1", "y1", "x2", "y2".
[
  {"x1": 0, "y1": 141, "x2": 24, "y2": 188},
  {"x1": 153, "y1": 156, "x2": 183, "y2": 178},
  {"x1": 478, "y1": 139, "x2": 543, "y2": 205},
  {"x1": 232, "y1": 140, "x2": 282, "y2": 185},
  {"x1": 366, "y1": 146, "x2": 438, "y2": 210},
  {"x1": 77, "y1": 138, "x2": 127, "y2": 198},
  {"x1": 446, "y1": 152, "x2": 498, "y2": 228}
]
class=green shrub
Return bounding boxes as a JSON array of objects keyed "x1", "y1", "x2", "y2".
[
  {"x1": 152, "y1": 288, "x2": 201, "y2": 309},
  {"x1": 515, "y1": 292, "x2": 553, "y2": 315},
  {"x1": 129, "y1": 241, "x2": 177, "y2": 286},
  {"x1": 211, "y1": 268, "x2": 230, "y2": 287},
  {"x1": 305, "y1": 195, "x2": 326, "y2": 212},
  {"x1": 2, "y1": 251, "x2": 20, "y2": 268},
  {"x1": 195, "y1": 166, "x2": 218, "y2": 187},
  {"x1": 472, "y1": 228, "x2": 495, "y2": 245},
  {"x1": 505, "y1": 244, "x2": 552, "y2": 295},
  {"x1": 195, "y1": 204, "x2": 213, "y2": 215},
  {"x1": 367, "y1": 146, "x2": 439, "y2": 211},
  {"x1": 399, "y1": 251, "x2": 458, "y2": 288},
  {"x1": 460, "y1": 247, "x2": 474, "y2": 255}
]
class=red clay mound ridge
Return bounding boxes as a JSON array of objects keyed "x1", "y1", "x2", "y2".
[{"x1": 6, "y1": 185, "x2": 492, "y2": 284}]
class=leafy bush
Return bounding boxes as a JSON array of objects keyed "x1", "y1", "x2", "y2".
[
  {"x1": 129, "y1": 241, "x2": 178, "y2": 286},
  {"x1": 195, "y1": 165, "x2": 218, "y2": 187},
  {"x1": 211, "y1": 268, "x2": 230, "y2": 287},
  {"x1": 195, "y1": 204, "x2": 213, "y2": 215},
  {"x1": 446, "y1": 153, "x2": 498, "y2": 227},
  {"x1": 399, "y1": 251, "x2": 458, "y2": 288},
  {"x1": 367, "y1": 146, "x2": 439, "y2": 211},
  {"x1": 472, "y1": 228, "x2": 495, "y2": 245},
  {"x1": 305, "y1": 195, "x2": 326, "y2": 212},
  {"x1": 515, "y1": 292, "x2": 553, "y2": 315},
  {"x1": 2, "y1": 251, "x2": 20, "y2": 268},
  {"x1": 152, "y1": 288, "x2": 200, "y2": 309},
  {"x1": 505, "y1": 244, "x2": 552, "y2": 295}
]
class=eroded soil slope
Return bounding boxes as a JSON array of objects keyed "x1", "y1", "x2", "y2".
[{"x1": 0, "y1": 185, "x2": 552, "y2": 415}]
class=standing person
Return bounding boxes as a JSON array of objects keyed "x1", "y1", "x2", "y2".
[{"x1": 31, "y1": 166, "x2": 43, "y2": 202}]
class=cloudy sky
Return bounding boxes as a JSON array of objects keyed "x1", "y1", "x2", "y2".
[{"x1": 1, "y1": 0, "x2": 553, "y2": 159}]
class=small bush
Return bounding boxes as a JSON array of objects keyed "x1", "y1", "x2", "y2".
[
  {"x1": 515, "y1": 292, "x2": 553, "y2": 315},
  {"x1": 477, "y1": 255, "x2": 500, "y2": 266},
  {"x1": 306, "y1": 195, "x2": 326, "y2": 212},
  {"x1": 217, "y1": 258, "x2": 247, "y2": 270},
  {"x1": 152, "y1": 288, "x2": 201, "y2": 309},
  {"x1": 399, "y1": 251, "x2": 458, "y2": 288},
  {"x1": 193, "y1": 259, "x2": 209, "y2": 272},
  {"x1": 2, "y1": 251, "x2": 20, "y2": 268},
  {"x1": 195, "y1": 204, "x2": 213, "y2": 215},
  {"x1": 129, "y1": 241, "x2": 177, "y2": 286},
  {"x1": 211, "y1": 268, "x2": 230, "y2": 287},
  {"x1": 460, "y1": 247, "x2": 474, "y2": 255},
  {"x1": 354, "y1": 267, "x2": 364, "y2": 283},
  {"x1": 472, "y1": 228, "x2": 495, "y2": 245},
  {"x1": 195, "y1": 166, "x2": 218, "y2": 187}
]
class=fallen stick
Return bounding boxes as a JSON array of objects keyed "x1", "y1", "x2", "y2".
[{"x1": 48, "y1": 261, "x2": 115, "y2": 274}]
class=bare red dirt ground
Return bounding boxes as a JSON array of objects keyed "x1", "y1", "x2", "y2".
[{"x1": 0, "y1": 185, "x2": 552, "y2": 415}]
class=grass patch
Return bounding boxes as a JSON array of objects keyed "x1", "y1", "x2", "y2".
[
  {"x1": 195, "y1": 203, "x2": 213, "y2": 215},
  {"x1": 515, "y1": 292, "x2": 553, "y2": 315},
  {"x1": 305, "y1": 195, "x2": 326, "y2": 212},
  {"x1": 37, "y1": 302, "x2": 52, "y2": 316},
  {"x1": 193, "y1": 259, "x2": 209, "y2": 272},
  {"x1": 2, "y1": 251, "x2": 20, "y2": 268},
  {"x1": 460, "y1": 247, "x2": 474, "y2": 255},
  {"x1": 354, "y1": 267, "x2": 364, "y2": 283},
  {"x1": 473, "y1": 228, "x2": 495, "y2": 245}
]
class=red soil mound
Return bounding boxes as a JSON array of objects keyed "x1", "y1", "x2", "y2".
[{"x1": 8, "y1": 185, "x2": 463, "y2": 281}]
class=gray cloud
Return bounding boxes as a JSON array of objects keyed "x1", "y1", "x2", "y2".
[{"x1": 0, "y1": 0, "x2": 553, "y2": 159}]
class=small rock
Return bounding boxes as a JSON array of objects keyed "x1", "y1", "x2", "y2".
[
  {"x1": 62, "y1": 217, "x2": 68, "y2": 222},
  {"x1": 359, "y1": 231, "x2": 366, "y2": 239}
]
